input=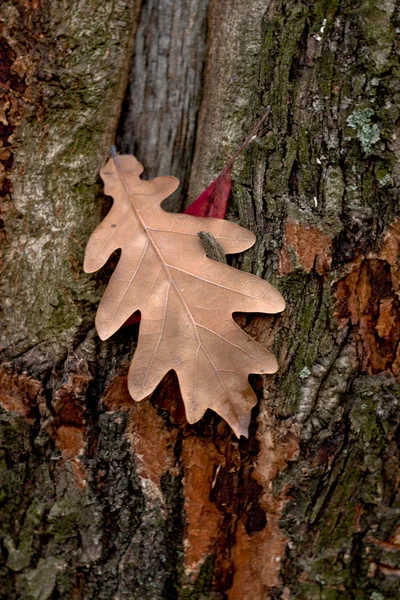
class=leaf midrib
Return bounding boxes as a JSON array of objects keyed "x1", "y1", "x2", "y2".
[{"x1": 111, "y1": 155, "x2": 231, "y2": 403}]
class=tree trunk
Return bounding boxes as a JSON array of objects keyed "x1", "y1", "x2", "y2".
[{"x1": 1, "y1": 1, "x2": 399, "y2": 599}]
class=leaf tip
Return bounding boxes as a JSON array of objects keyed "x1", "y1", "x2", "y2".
[
  {"x1": 277, "y1": 293, "x2": 286, "y2": 313},
  {"x1": 95, "y1": 319, "x2": 113, "y2": 342},
  {"x1": 83, "y1": 255, "x2": 95, "y2": 274},
  {"x1": 231, "y1": 420, "x2": 250, "y2": 440}
]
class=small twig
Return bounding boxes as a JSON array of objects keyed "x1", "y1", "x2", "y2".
[
  {"x1": 215, "y1": 106, "x2": 271, "y2": 184},
  {"x1": 198, "y1": 232, "x2": 227, "y2": 264}
]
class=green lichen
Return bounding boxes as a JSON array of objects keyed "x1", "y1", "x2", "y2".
[
  {"x1": 347, "y1": 109, "x2": 381, "y2": 154},
  {"x1": 370, "y1": 593, "x2": 385, "y2": 600},
  {"x1": 377, "y1": 173, "x2": 393, "y2": 187},
  {"x1": 299, "y1": 366, "x2": 311, "y2": 379}
]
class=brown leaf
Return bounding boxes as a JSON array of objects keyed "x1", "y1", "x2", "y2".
[{"x1": 84, "y1": 154, "x2": 285, "y2": 437}]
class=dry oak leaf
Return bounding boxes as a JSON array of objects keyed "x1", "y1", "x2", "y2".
[{"x1": 84, "y1": 154, "x2": 285, "y2": 437}]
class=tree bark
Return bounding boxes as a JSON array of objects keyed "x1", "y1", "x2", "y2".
[{"x1": 1, "y1": 1, "x2": 399, "y2": 599}]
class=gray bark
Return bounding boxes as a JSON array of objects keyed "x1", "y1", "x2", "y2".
[{"x1": 1, "y1": 1, "x2": 399, "y2": 599}]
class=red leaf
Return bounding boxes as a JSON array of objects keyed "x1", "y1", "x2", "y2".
[
  {"x1": 184, "y1": 166, "x2": 232, "y2": 218},
  {"x1": 184, "y1": 107, "x2": 271, "y2": 219}
]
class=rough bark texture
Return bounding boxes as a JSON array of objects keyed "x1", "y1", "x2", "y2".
[
  {"x1": 117, "y1": 0, "x2": 209, "y2": 210},
  {"x1": 1, "y1": 1, "x2": 399, "y2": 599}
]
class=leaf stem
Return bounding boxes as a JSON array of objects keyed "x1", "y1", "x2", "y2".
[{"x1": 217, "y1": 106, "x2": 271, "y2": 180}]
